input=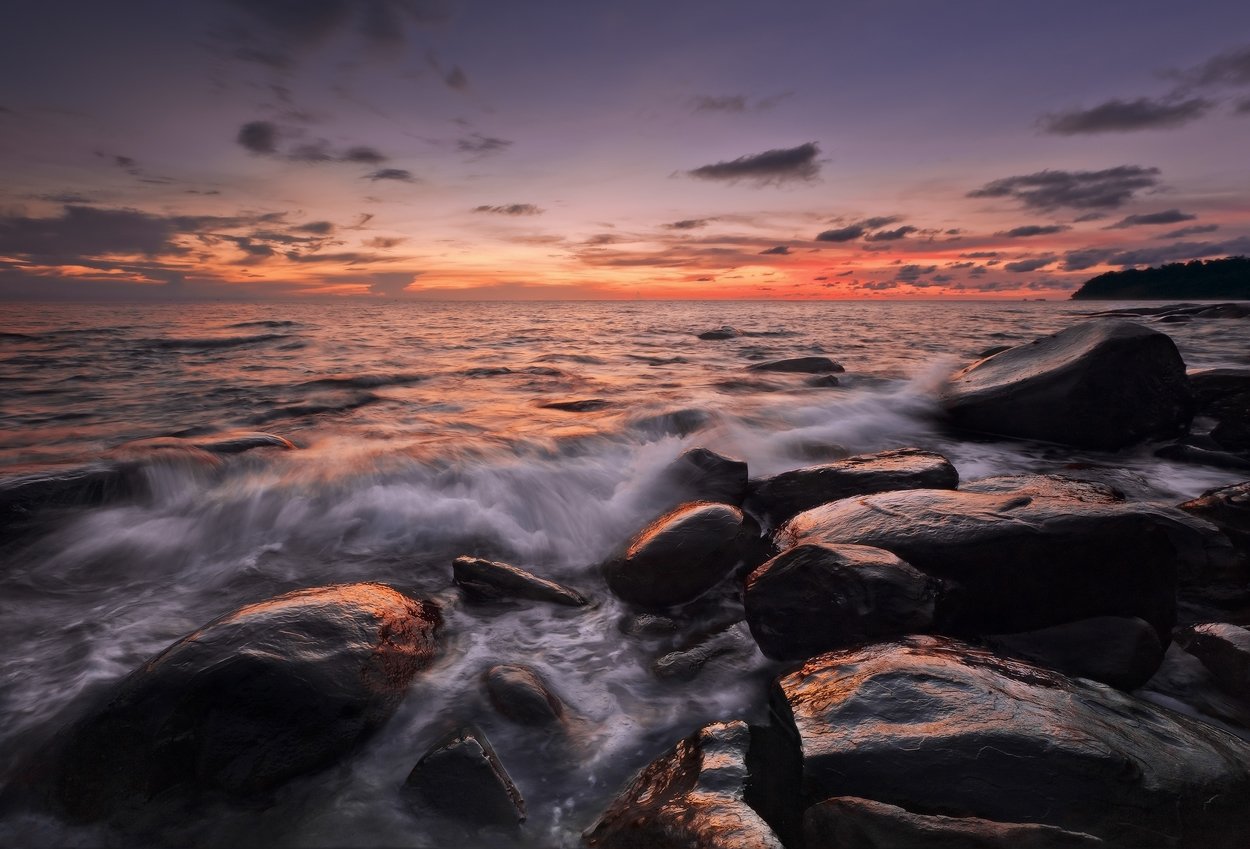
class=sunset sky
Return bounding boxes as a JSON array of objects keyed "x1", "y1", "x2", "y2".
[{"x1": 2, "y1": 0, "x2": 1250, "y2": 300}]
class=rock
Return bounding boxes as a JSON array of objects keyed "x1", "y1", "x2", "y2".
[
  {"x1": 1138, "y1": 644, "x2": 1250, "y2": 731},
  {"x1": 403, "y1": 726, "x2": 525, "y2": 826},
  {"x1": 652, "y1": 621, "x2": 758, "y2": 681},
  {"x1": 42, "y1": 583, "x2": 440, "y2": 822},
  {"x1": 780, "y1": 485, "x2": 1213, "y2": 642},
  {"x1": 1212, "y1": 418, "x2": 1250, "y2": 452},
  {"x1": 940, "y1": 320, "x2": 1193, "y2": 449},
  {"x1": 1181, "y1": 481, "x2": 1250, "y2": 554},
  {"x1": 659, "y1": 448, "x2": 749, "y2": 507},
  {"x1": 1178, "y1": 482, "x2": 1250, "y2": 605},
  {"x1": 771, "y1": 636, "x2": 1250, "y2": 848},
  {"x1": 630, "y1": 408, "x2": 713, "y2": 437},
  {"x1": 583, "y1": 720, "x2": 783, "y2": 849},
  {"x1": 977, "y1": 344, "x2": 1013, "y2": 358},
  {"x1": 605, "y1": 502, "x2": 757, "y2": 609},
  {"x1": 804, "y1": 796, "x2": 1105, "y2": 849},
  {"x1": 744, "y1": 543, "x2": 943, "y2": 661},
  {"x1": 803, "y1": 374, "x2": 840, "y2": 388},
  {"x1": 747, "y1": 356, "x2": 844, "y2": 374},
  {"x1": 1155, "y1": 443, "x2": 1250, "y2": 471},
  {"x1": 960, "y1": 473, "x2": 1124, "y2": 503},
  {"x1": 698, "y1": 326, "x2": 740, "y2": 340},
  {"x1": 195, "y1": 431, "x2": 296, "y2": 454},
  {"x1": 1175, "y1": 623, "x2": 1250, "y2": 701},
  {"x1": 484, "y1": 665, "x2": 566, "y2": 726},
  {"x1": 983, "y1": 616, "x2": 1164, "y2": 691},
  {"x1": 0, "y1": 465, "x2": 143, "y2": 542},
  {"x1": 745, "y1": 448, "x2": 959, "y2": 527},
  {"x1": 541, "y1": 399, "x2": 613, "y2": 412},
  {"x1": 452, "y1": 556, "x2": 589, "y2": 607}
]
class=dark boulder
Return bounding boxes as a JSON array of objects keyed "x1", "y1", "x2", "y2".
[
  {"x1": 744, "y1": 543, "x2": 943, "y2": 661},
  {"x1": 1178, "y1": 482, "x2": 1250, "y2": 605},
  {"x1": 652, "y1": 621, "x2": 758, "y2": 681},
  {"x1": 960, "y1": 473, "x2": 1123, "y2": 503},
  {"x1": 583, "y1": 720, "x2": 783, "y2": 849},
  {"x1": 403, "y1": 726, "x2": 525, "y2": 826},
  {"x1": 804, "y1": 796, "x2": 1105, "y2": 849},
  {"x1": 780, "y1": 485, "x2": 1215, "y2": 641},
  {"x1": 698, "y1": 326, "x2": 741, "y2": 340},
  {"x1": 940, "y1": 320, "x2": 1193, "y2": 449},
  {"x1": 1181, "y1": 481, "x2": 1250, "y2": 554},
  {"x1": 747, "y1": 356, "x2": 844, "y2": 374},
  {"x1": 1175, "y1": 623, "x2": 1250, "y2": 701},
  {"x1": 452, "y1": 556, "x2": 589, "y2": 607},
  {"x1": 983, "y1": 616, "x2": 1164, "y2": 691},
  {"x1": 604, "y1": 502, "x2": 757, "y2": 609},
  {"x1": 804, "y1": 374, "x2": 840, "y2": 388},
  {"x1": 0, "y1": 464, "x2": 143, "y2": 542},
  {"x1": 484, "y1": 665, "x2": 566, "y2": 726},
  {"x1": 771, "y1": 636, "x2": 1250, "y2": 848},
  {"x1": 41, "y1": 583, "x2": 440, "y2": 822},
  {"x1": 1155, "y1": 442, "x2": 1250, "y2": 471},
  {"x1": 658, "y1": 448, "x2": 749, "y2": 507},
  {"x1": 745, "y1": 448, "x2": 958, "y2": 527}
]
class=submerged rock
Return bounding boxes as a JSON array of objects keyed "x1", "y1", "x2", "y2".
[
  {"x1": 744, "y1": 542, "x2": 943, "y2": 661},
  {"x1": 452, "y1": 555, "x2": 589, "y2": 607},
  {"x1": 941, "y1": 320, "x2": 1193, "y2": 449},
  {"x1": 583, "y1": 720, "x2": 783, "y2": 849},
  {"x1": 652, "y1": 621, "x2": 758, "y2": 681},
  {"x1": 781, "y1": 485, "x2": 1207, "y2": 641},
  {"x1": 605, "y1": 502, "x2": 757, "y2": 609},
  {"x1": 983, "y1": 616, "x2": 1163, "y2": 691},
  {"x1": 770, "y1": 636, "x2": 1250, "y2": 848},
  {"x1": 484, "y1": 664, "x2": 566, "y2": 726},
  {"x1": 403, "y1": 726, "x2": 525, "y2": 826},
  {"x1": 0, "y1": 464, "x2": 143, "y2": 540},
  {"x1": 745, "y1": 448, "x2": 959, "y2": 526},
  {"x1": 41, "y1": 583, "x2": 441, "y2": 822},
  {"x1": 804, "y1": 796, "x2": 1105, "y2": 849},
  {"x1": 697, "y1": 325, "x2": 741, "y2": 340},
  {"x1": 746, "y1": 356, "x2": 844, "y2": 374}
]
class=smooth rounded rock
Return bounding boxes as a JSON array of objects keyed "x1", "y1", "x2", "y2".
[
  {"x1": 484, "y1": 665, "x2": 566, "y2": 726},
  {"x1": 404, "y1": 726, "x2": 525, "y2": 826},
  {"x1": 747, "y1": 356, "x2": 844, "y2": 374},
  {"x1": 453, "y1": 556, "x2": 589, "y2": 607},
  {"x1": 983, "y1": 616, "x2": 1164, "y2": 691}
]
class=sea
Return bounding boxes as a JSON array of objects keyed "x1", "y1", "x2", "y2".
[{"x1": 1, "y1": 299, "x2": 1247, "y2": 847}]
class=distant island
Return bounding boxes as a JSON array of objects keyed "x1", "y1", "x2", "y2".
[{"x1": 1071, "y1": 256, "x2": 1250, "y2": 300}]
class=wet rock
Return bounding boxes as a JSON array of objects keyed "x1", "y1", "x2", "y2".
[
  {"x1": 960, "y1": 473, "x2": 1124, "y2": 503},
  {"x1": 698, "y1": 325, "x2": 741, "y2": 340},
  {"x1": 195, "y1": 431, "x2": 296, "y2": 454},
  {"x1": 941, "y1": 320, "x2": 1193, "y2": 449},
  {"x1": 659, "y1": 448, "x2": 749, "y2": 507},
  {"x1": 1138, "y1": 644, "x2": 1250, "y2": 731},
  {"x1": 41, "y1": 583, "x2": 440, "y2": 822},
  {"x1": 1178, "y1": 482, "x2": 1250, "y2": 605},
  {"x1": 619, "y1": 612, "x2": 681, "y2": 637},
  {"x1": 747, "y1": 356, "x2": 844, "y2": 374},
  {"x1": 652, "y1": 621, "x2": 758, "y2": 681},
  {"x1": 1182, "y1": 481, "x2": 1250, "y2": 555},
  {"x1": 1155, "y1": 442, "x2": 1250, "y2": 471},
  {"x1": 484, "y1": 665, "x2": 566, "y2": 726},
  {"x1": 771, "y1": 636, "x2": 1250, "y2": 849},
  {"x1": 630, "y1": 408, "x2": 713, "y2": 437},
  {"x1": 780, "y1": 487, "x2": 1223, "y2": 641},
  {"x1": 452, "y1": 556, "x2": 589, "y2": 607},
  {"x1": 803, "y1": 374, "x2": 840, "y2": 388},
  {"x1": 745, "y1": 448, "x2": 959, "y2": 527},
  {"x1": 977, "y1": 344, "x2": 1013, "y2": 358},
  {"x1": 605, "y1": 502, "x2": 757, "y2": 609},
  {"x1": 983, "y1": 616, "x2": 1164, "y2": 691},
  {"x1": 804, "y1": 796, "x2": 1105, "y2": 849},
  {"x1": 583, "y1": 720, "x2": 783, "y2": 849},
  {"x1": 464, "y1": 366, "x2": 514, "y2": 377},
  {"x1": 0, "y1": 464, "x2": 143, "y2": 541},
  {"x1": 541, "y1": 399, "x2": 613, "y2": 412},
  {"x1": 403, "y1": 726, "x2": 525, "y2": 826},
  {"x1": 744, "y1": 543, "x2": 943, "y2": 661},
  {"x1": 1175, "y1": 623, "x2": 1250, "y2": 701}
]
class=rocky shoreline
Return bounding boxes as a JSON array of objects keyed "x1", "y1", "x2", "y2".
[{"x1": 4, "y1": 313, "x2": 1250, "y2": 847}]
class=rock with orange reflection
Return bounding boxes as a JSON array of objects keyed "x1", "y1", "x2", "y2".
[
  {"x1": 747, "y1": 356, "x2": 845, "y2": 374},
  {"x1": 804, "y1": 796, "x2": 1104, "y2": 848},
  {"x1": 583, "y1": 720, "x2": 784, "y2": 849},
  {"x1": 773, "y1": 635, "x2": 1250, "y2": 849},
  {"x1": 604, "y1": 502, "x2": 759, "y2": 609},
  {"x1": 744, "y1": 542, "x2": 945, "y2": 661},
  {"x1": 744, "y1": 448, "x2": 958, "y2": 527},
  {"x1": 779, "y1": 484, "x2": 1228, "y2": 642},
  {"x1": 453, "y1": 555, "x2": 590, "y2": 607},
  {"x1": 37, "y1": 582, "x2": 440, "y2": 823}
]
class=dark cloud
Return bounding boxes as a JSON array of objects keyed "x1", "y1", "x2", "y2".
[
  {"x1": 1060, "y1": 248, "x2": 1113, "y2": 271},
  {"x1": 959, "y1": 251, "x2": 1000, "y2": 259},
  {"x1": 1160, "y1": 223, "x2": 1219, "y2": 239},
  {"x1": 342, "y1": 146, "x2": 387, "y2": 164},
  {"x1": 1238, "y1": 98, "x2": 1250, "y2": 114},
  {"x1": 861, "y1": 216, "x2": 901, "y2": 229},
  {"x1": 1172, "y1": 45, "x2": 1250, "y2": 89},
  {"x1": 1099, "y1": 237, "x2": 1250, "y2": 268},
  {"x1": 366, "y1": 168, "x2": 415, "y2": 182},
  {"x1": 443, "y1": 65, "x2": 468, "y2": 90},
  {"x1": 864, "y1": 225, "x2": 917, "y2": 242},
  {"x1": 692, "y1": 95, "x2": 746, "y2": 113},
  {"x1": 237, "y1": 120, "x2": 280, "y2": 154},
  {"x1": 473, "y1": 204, "x2": 543, "y2": 216},
  {"x1": 0, "y1": 206, "x2": 180, "y2": 261},
  {"x1": 759, "y1": 245, "x2": 790, "y2": 255},
  {"x1": 1004, "y1": 256, "x2": 1055, "y2": 272},
  {"x1": 367, "y1": 271, "x2": 418, "y2": 295},
  {"x1": 687, "y1": 142, "x2": 820, "y2": 186},
  {"x1": 997, "y1": 224, "x2": 1070, "y2": 238},
  {"x1": 363, "y1": 236, "x2": 406, "y2": 248},
  {"x1": 664, "y1": 219, "x2": 712, "y2": 230},
  {"x1": 294, "y1": 220, "x2": 335, "y2": 234},
  {"x1": 1040, "y1": 97, "x2": 1212, "y2": 134},
  {"x1": 968, "y1": 166, "x2": 1161, "y2": 211},
  {"x1": 815, "y1": 225, "x2": 865, "y2": 242},
  {"x1": 1108, "y1": 209, "x2": 1196, "y2": 228},
  {"x1": 894, "y1": 264, "x2": 938, "y2": 282},
  {"x1": 457, "y1": 134, "x2": 512, "y2": 156},
  {"x1": 1073, "y1": 212, "x2": 1107, "y2": 222}
]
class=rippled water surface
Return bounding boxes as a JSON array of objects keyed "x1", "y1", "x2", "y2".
[{"x1": 2, "y1": 299, "x2": 1248, "y2": 847}]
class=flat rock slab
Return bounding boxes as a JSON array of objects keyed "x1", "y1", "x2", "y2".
[
  {"x1": 772, "y1": 635, "x2": 1250, "y2": 848},
  {"x1": 453, "y1": 556, "x2": 589, "y2": 606},
  {"x1": 747, "y1": 356, "x2": 844, "y2": 374},
  {"x1": 941, "y1": 320, "x2": 1193, "y2": 449},
  {"x1": 404, "y1": 726, "x2": 525, "y2": 826}
]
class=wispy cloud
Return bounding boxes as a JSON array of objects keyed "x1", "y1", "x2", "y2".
[
  {"x1": 1107, "y1": 209, "x2": 1196, "y2": 228},
  {"x1": 473, "y1": 204, "x2": 544, "y2": 216},
  {"x1": 969, "y1": 166, "x2": 1161, "y2": 211},
  {"x1": 1040, "y1": 97, "x2": 1212, "y2": 134},
  {"x1": 687, "y1": 142, "x2": 820, "y2": 186}
]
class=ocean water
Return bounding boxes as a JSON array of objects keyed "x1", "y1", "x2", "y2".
[{"x1": 1, "y1": 299, "x2": 1248, "y2": 847}]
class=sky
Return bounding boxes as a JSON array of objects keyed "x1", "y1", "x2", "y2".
[{"x1": 2, "y1": 0, "x2": 1250, "y2": 300}]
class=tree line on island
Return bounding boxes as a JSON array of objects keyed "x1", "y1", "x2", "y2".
[{"x1": 1072, "y1": 256, "x2": 1250, "y2": 300}]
